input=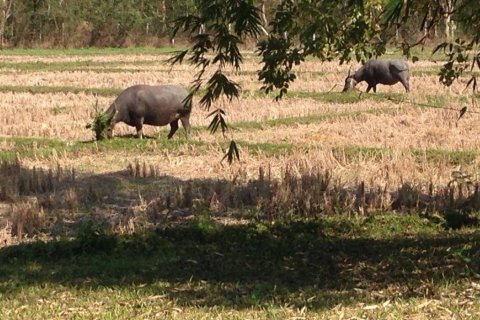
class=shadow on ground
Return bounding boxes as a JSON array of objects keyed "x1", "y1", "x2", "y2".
[
  {"x1": 0, "y1": 220, "x2": 479, "y2": 310},
  {"x1": 1, "y1": 163, "x2": 480, "y2": 310}
]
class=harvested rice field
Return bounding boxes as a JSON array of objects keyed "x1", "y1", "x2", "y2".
[
  {"x1": 0, "y1": 49, "x2": 478, "y2": 184},
  {"x1": 0, "y1": 47, "x2": 479, "y2": 319}
]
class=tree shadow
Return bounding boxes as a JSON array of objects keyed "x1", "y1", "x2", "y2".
[
  {"x1": 0, "y1": 221, "x2": 478, "y2": 310},
  {"x1": 1, "y1": 164, "x2": 480, "y2": 310}
]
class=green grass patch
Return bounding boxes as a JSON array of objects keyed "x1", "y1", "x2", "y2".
[
  {"x1": 412, "y1": 68, "x2": 441, "y2": 76},
  {"x1": 236, "y1": 140, "x2": 294, "y2": 156},
  {"x1": 270, "y1": 90, "x2": 451, "y2": 110},
  {"x1": 0, "y1": 135, "x2": 292, "y2": 160},
  {"x1": 0, "y1": 135, "x2": 206, "y2": 161},
  {"x1": 383, "y1": 46, "x2": 447, "y2": 61},
  {"x1": 0, "y1": 136, "x2": 69, "y2": 161},
  {"x1": 334, "y1": 145, "x2": 478, "y2": 166},
  {"x1": 229, "y1": 69, "x2": 326, "y2": 78},
  {"x1": 0, "y1": 215, "x2": 478, "y2": 318},
  {"x1": 301, "y1": 46, "x2": 446, "y2": 62},
  {"x1": 334, "y1": 145, "x2": 390, "y2": 162},
  {"x1": 241, "y1": 143, "x2": 477, "y2": 166},
  {"x1": 412, "y1": 148, "x2": 478, "y2": 166},
  {"x1": 423, "y1": 93, "x2": 448, "y2": 108},
  {"x1": 284, "y1": 90, "x2": 406, "y2": 104},
  {"x1": 232, "y1": 107, "x2": 398, "y2": 130},
  {"x1": 2, "y1": 135, "x2": 476, "y2": 167},
  {"x1": 413, "y1": 67, "x2": 480, "y2": 78},
  {"x1": 0, "y1": 58, "x2": 319, "y2": 76},
  {"x1": 92, "y1": 135, "x2": 206, "y2": 152},
  {"x1": 0, "y1": 46, "x2": 181, "y2": 56},
  {"x1": 319, "y1": 213, "x2": 442, "y2": 238},
  {"x1": 0, "y1": 85, "x2": 122, "y2": 97},
  {"x1": 0, "y1": 84, "x2": 452, "y2": 113},
  {"x1": 0, "y1": 59, "x2": 167, "y2": 73}
]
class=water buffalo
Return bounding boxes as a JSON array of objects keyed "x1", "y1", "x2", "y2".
[
  {"x1": 105, "y1": 84, "x2": 192, "y2": 139},
  {"x1": 342, "y1": 59, "x2": 410, "y2": 93}
]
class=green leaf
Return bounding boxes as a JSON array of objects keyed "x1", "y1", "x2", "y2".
[
  {"x1": 222, "y1": 140, "x2": 240, "y2": 164},
  {"x1": 207, "y1": 109, "x2": 228, "y2": 136},
  {"x1": 168, "y1": 49, "x2": 189, "y2": 65},
  {"x1": 458, "y1": 106, "x2": 467, "y2": 121}
]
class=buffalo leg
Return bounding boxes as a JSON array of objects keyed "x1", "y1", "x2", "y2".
[
  {"x1": 106, "y1": 120, "x2": 117, "y2": 139},
  {"x1": 400, "y1": 79, "x2": 410, "y2": 92},
  {"x1": 168, "y1": 120, "x2": 179, "y2": 139},
  {"x1": 136, "y1": 124, "x2": 144, "y2": 139},
  {"x1": 106, "y1": 114, "x2": 122, "y2": 139},
  {"x1": 180, "y1": 115, "x2": 191, "y2": 140},
  {"x1": 366, "y1": 85, "x2": 372, "y2": 93},
  {"x1": 135, "y1": 117, "x2": 144, "y2": 139},
  {"x1": 373, "y1": 85, "x2": 377, "y2": 93}
]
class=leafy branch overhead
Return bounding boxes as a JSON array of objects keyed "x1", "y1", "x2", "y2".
[
  {"x1": 169, "y1": 0, "x2": 388, "y2": 162},
  {"x1": 385, "y1": 0, "x2": 480, "y2": 93},
  {"x1": 169, "y1": 0, "x2": 263, "y2": 163},
  {"x1": 170, "y1": 0, "x2": 480, "y2": 162},
  {"x1": 258, "y1": 0, "x2": 387, "y2": 99}
]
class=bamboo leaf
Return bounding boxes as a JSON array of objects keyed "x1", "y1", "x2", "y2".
[
  {"x1": 222, "y1": 140, "x2": 240, "y2": 164},
  {"x1": 458, "y1": 106, "x2": 467, "y2": 121}
]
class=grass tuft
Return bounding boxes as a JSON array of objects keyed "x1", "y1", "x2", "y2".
[{"x1": 86, "y1": 107, "x2": 112, "y2": 141}]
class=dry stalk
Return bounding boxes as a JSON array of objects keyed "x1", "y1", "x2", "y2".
[
  {"x1": 127, "y1": 159, "x2": 161, "y2": 178},
  {"x1": 10, "y1": 198, "x2": 46, "y2": 239},
  {"x1": 0, "y1": 160, "x2": 76, "y2": 200}
]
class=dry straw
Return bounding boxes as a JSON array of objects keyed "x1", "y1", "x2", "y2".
[{"x1": 2, "y1": 53, "x2": 480, "y2": 241}]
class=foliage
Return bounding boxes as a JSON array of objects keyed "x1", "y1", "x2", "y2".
[
  {"x1": 85, "y1": 103, "x2": 111, "y2": 141},
  {"x1": 166, "y1": 0, "x2": 480, "y2": 162},
  {"x1": 170, "y1": 0, "x2": 264, "y2": 163},
  {"x1": 385, "y1": 0, "x2": 480, "y2": 93},
  {"x1": 169, "y1": 1, "x2": 390, "y2": 161},
  {"x1": 171, "y1": 0, "x2": 480, "y2": 101},
  {"x1": 0, "y1": 0, "x2": 198, "y2": 47},
  {"x1": 258, "y1": 0, "x2": 387, "y2": 99}
]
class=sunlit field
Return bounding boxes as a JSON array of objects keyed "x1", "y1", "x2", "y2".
[{"x1": 0, "y1": 47, "x2": 479, "y2": 319}]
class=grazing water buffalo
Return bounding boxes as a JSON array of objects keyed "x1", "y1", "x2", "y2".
[
  {"x1": 342, "y1": 59, "x2": 410, "y2": 93},
  {"x1": 105, "y1": 84, "x2": 192, "y2": 139}
]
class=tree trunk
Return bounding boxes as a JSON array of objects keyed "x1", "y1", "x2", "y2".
[
  {"x1": 444, "y1": 0, "x2": 454, "y2": 41},
  {"x1": 0, "y1": 0, "x2": 13, "y2": 47},
  {"x1": 258, "y1": 0, "x2": 269, "y2": 36},
  {"x1": 159, "y1": 0, "x2": 166, "y2": 33},
  {"x1": 259, "y1": 0, "x2": 267, "y2": 26}
]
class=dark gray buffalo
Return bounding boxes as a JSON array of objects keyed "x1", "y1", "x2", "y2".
[
  {"x1": 342, "y1": 59, "x2": 410, "y2": 93},
  {"x1": 105, "y1": 84, "x2": 192, "y2": 139}
]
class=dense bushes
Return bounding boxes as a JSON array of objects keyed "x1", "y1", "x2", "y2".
[
  {"x1": 0, "y1": 0, "x2": 461, "y2": 49},
  {"x1": 0, "y1": 0, "x2": 197, "y2": 47}
]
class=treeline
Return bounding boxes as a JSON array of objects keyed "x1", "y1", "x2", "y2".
[
  {"x1": 0, "y1": 0, "x2": 200, "y2": 47},
  {"x1": 0, "y1": 0, "x2": 461, "y2": 48}
]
